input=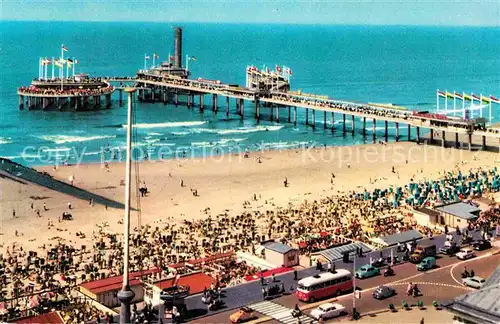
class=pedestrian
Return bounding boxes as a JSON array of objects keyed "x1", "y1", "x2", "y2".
[
  {"x1": 12, "y1": 209, "x2": 15, "y2": 218},
  {"x1": 293, "y1": 269, "x2": 298, "y2": 281},
  {"x1": 332, "y1": 263, "x2": 336, "y2": 273},
  {"x1": 260, "y1": 272, "x2": 264, "y2": 285},
  {"x1": 68, "y1": 202, "x2": 72, "y2": 210},
  {"x1": 272, "y1": 272, "x2": 276, "y2": 282},
  {"x1": 43, "y1": 202, "x2": 47, "y2": 211}
]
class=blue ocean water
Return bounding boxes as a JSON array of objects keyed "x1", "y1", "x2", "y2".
[{"x1": 0, "y1": 22, "x2": 499, "y2": 165}]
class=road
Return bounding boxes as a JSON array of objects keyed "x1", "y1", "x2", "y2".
[{"x1": 195, "y1": 246, "x2": 499, "y2": 324}]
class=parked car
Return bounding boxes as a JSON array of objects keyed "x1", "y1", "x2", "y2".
[
  {"x1": 456, "y1": 248, "x2": 476, "y2": 260},
  {"x1": 355, "y1": 265, "x2": 380, "y2": 279},
  {"x1": 462, "y1": 276, "x2": 486, "y2": 289},
  {"x1": 416, "y1": 257, "x2": 436, "y2": 271},
  {"x1": 372, "y1": 285, "x2": 396, "y2": 300},
  {"x1": 310, "y1": 303, "x2": 346, "y2": 320},
  {"x1": 230, "y1": 307, "x2": 257, "y2": 323},
  {"x1": 472, "y1": 240, "x2": 492, "y2": 251}
]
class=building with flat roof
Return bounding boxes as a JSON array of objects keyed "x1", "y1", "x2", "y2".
[
  {"x1": 264, "y1": 242, "x2": 299, "y2": 267},
  {"x1": 435, "y1": 202, "x2": 481, "y2": 228}
]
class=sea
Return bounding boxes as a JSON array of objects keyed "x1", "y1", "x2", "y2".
[{"x1": 0, "y1": 21, "x2": 499, "y2": 166}]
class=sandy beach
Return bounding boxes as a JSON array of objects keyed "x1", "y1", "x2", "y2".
[{"x1": 2, "y1": 141, "x2": 499, "y2": 251}]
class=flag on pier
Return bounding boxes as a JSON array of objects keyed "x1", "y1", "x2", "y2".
[
  {"x1": 481, "y1": 95, "x2": 491, "y2": 104},
  {"x1": 490, "y1": 95, "x2": 499, "y2": 104},
  {"x1": 54, "y1": 59, "x2": 63, "y2": 68},
  {"x1": 276, "y1": 65, "x2": 282, "y2": 73},
  {"x1": 437, "y1": 90, "x2": 446, "y2": 97},
  {"x1": 61, "y1": 45, "x2": 68, "y2": 52},
  {"x1": 188, "y1": 56, "x2": 197, "y2": 61},
  {"x1": 472, "y1": 94, "x2": 480, "y2": 100},
  {"x1": 454, "y1": 92, "x2": 463, "y2": 99},
  {"x1": 145, "y1": 55, "x2": 151, "y2": 60},
  {"x1": 446, "y1": 91, "x2": 454, "y2": 99},
  {"x1": 67, "y1": 58, "x2": 73, "y2": 67},
  {"x1": 169, "y1": 55, "x2": 174, "y2": 62},
  {"x1": 74, "y1": 59, "x2": 78, "y2": 64},
  {"x1": 463, "y1": 93, "x2": 472, "y2": 101},
  {"x1": 286, "y1": 67, "x2": 292, "y2": 75},
  {"x1": 153, "y1": 53, "x2": 159, "y2": 59}
]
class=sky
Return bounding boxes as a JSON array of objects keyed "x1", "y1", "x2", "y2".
[{"x1": 1, "y1": 0, "x2": 499, "y2": 26}]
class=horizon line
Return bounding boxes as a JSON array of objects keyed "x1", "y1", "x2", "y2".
[{"x1": 1, "y1": 19, "x2": 499, "y2": 28}]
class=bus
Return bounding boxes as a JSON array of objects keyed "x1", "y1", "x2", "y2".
[{"x1": 296, "y1": 270, "x2": 352, "y2": 302}]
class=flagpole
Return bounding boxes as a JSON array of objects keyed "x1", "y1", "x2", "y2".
[
  {"x1": 453, "y1": 90, "x2": 456, "y2": 116},
  {"x1": 471, "y1": 94, "x2": 474, "y2": 119},
  {"x1": 153, "y1": 55, "x2": 155, "y2": 68},
  {"x1": 72, "y1": 57, "x2": 75, "y2": 77},
  {"x1": 66, "y1": 61, "x2": 69, "y2": 80},
  {"x1": 445, "y1": 90, "x2": 448, "y2": 113},
  {"x1": 52, "y1": 57, "x2": 55, "y2": 80},
  {"x1": 489, "y1": 95, "x2": 492, "y2": 124},
  {"x1": 462, "y1": 92, "x2": 466, "y2": 119},
  {"x1": 436, "y1": 89, "x2": 439, "y2": 112},
  {"x1": 44, "y1": 60, "x2": 48, "y2": 80},
  {"x1": 480, "y1": 94, "x2": 483, "y2": 118},
  {"x1": 186, "y1": 55, "x2": 189, "y2": 72},
  {"x1": 38, "y1": 58, "x2": 41, "y2": 80},
  {"x1": 144, "y1": 54, "x2": 146, "y2": 71},
  {"x1": 61, "y1": 45, "x2": 64, "y2": 91}
]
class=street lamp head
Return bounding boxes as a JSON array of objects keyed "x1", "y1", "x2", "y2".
[{"x1": 124, "y1": 87, "x2": 137, "y2": 93}]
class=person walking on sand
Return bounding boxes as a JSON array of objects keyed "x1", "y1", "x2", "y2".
[
  {"x1": 180, "y1": 179, "x2": 184, "y2": 187},
  {"x1": 68, "y1": 202, "x2": 72, "y2": 210},
  {"x1": 43, "y1": 203, "x2": 47, "y2": 211},
  {"x1": 12, "y1": 209, "x2": 16, "y2": 218}
]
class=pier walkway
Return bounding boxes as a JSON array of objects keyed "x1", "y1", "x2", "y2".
[{"x1": 130, "y1": 71, "x2": 500, "y2": 150}]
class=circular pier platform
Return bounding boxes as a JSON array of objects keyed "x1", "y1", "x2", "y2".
[{"x1": 17, "y1": 76, "x2": 115, "y2": 111}]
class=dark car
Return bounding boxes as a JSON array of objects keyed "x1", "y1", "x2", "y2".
[
  {"x1": 439, "y1": 242, "x2": 460, "y2": 255},
  {"x1": 472, "y1": 240, "x2": 492, "y2": 251}
]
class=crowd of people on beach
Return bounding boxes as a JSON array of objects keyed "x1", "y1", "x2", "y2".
[{"x1": 2, "y1": 164, "x2": 500, "y2": 322}]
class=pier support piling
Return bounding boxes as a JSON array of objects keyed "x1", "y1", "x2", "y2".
[
  {"x1": 311, "y1": 109, "x2": 315, "y2": 129},
  {"x1": 482, "y1": 135, "x2": 487, "y2": 150},
  {"x1": 408, "y1": 125, "x2": 411, "y2": 141},
  {"x1": 372, "y1": 119, "x2": 376, "y2": 143},
  {"x1": 343, "y1": 114, "x2": 346, "y2": 135},
  {"x1": 226, "y1": 96, "x2": 230, "y2": 117},
  {"x1": 199, "y1": 94, "x2": 204, "y2": 112},
  {"x1": 19, "y1": 95, "x2": 24, "y2": 110},
  {"x1": 255, "y1": 100, "x2": 260, "y2": 122},
  {"x1": 351, "y1": 115, "x2": 355, "y2": 135},
  {"x1": 455, "y1": 133, "x2": 459, "y2": 149},
  {"x1": 384, "y1": 120, "x2": 388, "y2": 141},
  {"x1": 395, "y1": 123, "x2": 399, "y2": 142},
  {"x1": 212, "y1": 94, "x2": 217, "y2": 113},
  {"x1": 275, "y1": 105, "x2": 279, "y2": 123},
  {"x1": 331, "y1": 112, "x2": 335, "y2": 133},
  {"x1": 442, "y1": 130, "x2": 446, "y2": 147},
  {"x1": 416, "y1": 126, "x2": 420, "y2": 143},
  {"x1": 362, "y1": 117, "x2": 366, "y2": 137},
  {"x1": 240, "y1": 99, "x2": 244, "y2": 119},
  {"x1": 306, "y1": 108, "x2": 309, "y2": 125},
  {"x1": 288, "y1": 107, "x2": 291, "y2": 123},
  {"x1": 106, "y1": 94, "x2": 111, "y2": 108},
  {"x1": 468, "y1": 133, "x2": 472, "y2": 151},
  {"x1": 430, "y1": 130, "x2": 434, "y2": 144},
  {"x1": 293, "y1": 107, "x2": 297, "y2": 126},
  {"x1": 119, "y1": 89, "x2": 123, "y2": 106},
  {"x1": 324, "y1": 111, "x2": 327, "y2": 129}
]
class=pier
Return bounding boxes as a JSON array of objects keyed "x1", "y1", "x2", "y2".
[{"x1": 18, "y1": 27, "x2": 500, "y2": 151}]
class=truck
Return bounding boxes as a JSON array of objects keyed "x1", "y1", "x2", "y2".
[{"x1": 410, "y1": 244, "x2": 436, "y2": 263}]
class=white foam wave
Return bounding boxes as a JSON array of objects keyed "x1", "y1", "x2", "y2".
[
  {"x1": 147, "y1": 132, "x2": 163, "y2": 136},
  {"x1": 171, "y1": 131, "x2": 190, "y2": 136},
  {"x1": 193, "y1": 125, "x2": 284, "y2": 135},
  {"x1": 151, "y1": 143, "x2": 176, "y2": 147},
  {"x1": 83, "y1": 151, "x2": 101, "y2": 156},
  {"x1": 191, "y1": 138, "x2": 247, "y2": 147},
  {"x1": 42, "y1": 147, "x2": 71, "y2": 152},
  {"x1": 40, "y1": 135, "x2": 116, "y2": 145},
  {"x1": 124, "y1": 121, "x2": 207, "y2": 129},
  {"x1": 0, "y1": 137, "x2": 12, "y2": 144},
  {"x1": 145, "y1": 139, "x2": 160, "y2": 144}
]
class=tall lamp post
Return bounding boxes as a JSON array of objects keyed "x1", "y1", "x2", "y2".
[{"x1": 117, "y1": 87, "x2": 136, "y2": 323}]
